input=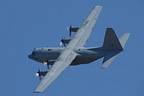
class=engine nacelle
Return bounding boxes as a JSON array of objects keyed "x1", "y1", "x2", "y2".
[
  {"x1": 70, "y1": 27, "x2": 79, "y2": 32},
  {"x1": 68, "y1": 26, "x2": 80, "y2": 36},
  {"x1": 36, "y1": 70, "x2": 49, "y2": 77},
  {"x1": 60, "y1": 38, "x2": 71, "y2": 46}
]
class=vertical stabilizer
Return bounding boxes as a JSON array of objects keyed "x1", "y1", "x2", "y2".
[
  {"x1": 102, "y1": 28, "x2": 123, "y2": 51},
  {"x1": 101, "y1": 28, "x2": 130, "y2": 69}
]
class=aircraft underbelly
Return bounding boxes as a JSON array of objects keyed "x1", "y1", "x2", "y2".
[
  {"x1": 40, "y1": 54, "x2": 102, "y2": 65},
  {"x1": 70, "y1": 54, "x2": 103, "y2": 65}
]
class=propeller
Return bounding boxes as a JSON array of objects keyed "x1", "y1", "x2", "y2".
[
  {"x1": 60, "y1": 38, "x2": 66, "y2": 47},
  {"x1": 60, "y1": 41, "x2": 63, "y2": 46},
  {"x1": 67, "y1": 25, "x2": 72, "y2": 37},
  {"x1": 46, "y1": 60, "x2": 50, "y2": 70},
  {"x1": 60, "y1": 35, "x2": 66, "y2": 47},
  {"x1": 35, "y1": 69, "x2": 42, "y2": 80}
]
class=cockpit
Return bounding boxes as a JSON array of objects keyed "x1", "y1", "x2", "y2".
[
  {"x1": 28, "y1": 47, "x2": 53, "y2": 59},
  {"x1": 28, "y1": 48, "x2": 45, "y2": 63},
  {"x1": 31, "y1": 51, "x2": 35, "y2": 56},
  {"x1": 28, "y1": 47, "x2": 63, "y2": 64}
]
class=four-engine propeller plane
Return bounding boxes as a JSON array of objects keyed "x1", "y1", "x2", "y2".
[{"x1": 28, "y1": 6, "x2": 130, "y2": 93}]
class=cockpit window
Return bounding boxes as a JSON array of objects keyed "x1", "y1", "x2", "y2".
[
  {"x1": 31, "y1": 52, "x2": 35, "y2": 56},
  {"x1": 48, "y1": 49, "x2": 52, "y2": 51}
]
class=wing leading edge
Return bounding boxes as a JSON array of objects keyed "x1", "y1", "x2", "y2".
[
  {"x1": 34, "y1": 6, "x2": 102, "y2": 93},
  {"x1": 34, "y1": 50, "x2": 78, "y2": 93},
  {"x1": 68, "y1": 6, "x2": 102, "y2": 48}
]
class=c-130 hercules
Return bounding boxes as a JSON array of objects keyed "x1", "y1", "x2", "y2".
[{"x1": 28, "y1": 6, "x2": 130, "y2": 93}]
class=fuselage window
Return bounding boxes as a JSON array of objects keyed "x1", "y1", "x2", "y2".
[{"x1": 48, "y1": 49, "x2": 52, "y2": 51}]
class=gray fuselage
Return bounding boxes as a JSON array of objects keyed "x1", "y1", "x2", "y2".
[{"x1": 28, "y1": 47, "x2": 104, "y2": 66}]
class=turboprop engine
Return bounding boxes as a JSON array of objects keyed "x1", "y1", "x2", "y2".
[
  {"x1": 67, "y1": 26, "x2": 79, "y2": 36},
  {"x1": 35, "y1": 70, "x2": 49, "y2": 80},
  {"x1": 60, "y1": 38, "x2": 71, "y2": 46}
]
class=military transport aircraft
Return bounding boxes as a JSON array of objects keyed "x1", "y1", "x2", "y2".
[{"x1": 28, "y1": 6, "x2": 130, "y2": 93}]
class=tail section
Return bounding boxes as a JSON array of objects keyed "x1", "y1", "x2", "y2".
[
  {"x1": 119, "y1": 33, "x2": 130, "y2": 48},
  {"x1": 102, "y1": 28, "x2": 123, "y2": 51},
  {"x1": 102, "y1": 52, "x2": 119, "y2": 69},
  {"x1": 101, "y1": 28, "x2": 130, "y2": 69}
]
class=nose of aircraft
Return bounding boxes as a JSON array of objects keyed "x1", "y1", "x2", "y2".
[
  {"x1": 28, "y1": 51, "x2": 35, "y2": 59},
  {"x1": 28, "y1": 54, "x2": 32, "y2": 59}
]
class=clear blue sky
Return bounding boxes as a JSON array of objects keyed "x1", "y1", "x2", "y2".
[{"x1": 0, "y1": 0, "x2": 143, "y2": 96}]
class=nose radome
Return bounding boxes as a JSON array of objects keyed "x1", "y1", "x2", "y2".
[{"x1": 28, "y1": 55, "x2": 32, "y2": 59}]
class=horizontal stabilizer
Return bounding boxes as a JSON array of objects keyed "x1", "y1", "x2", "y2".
[
  {"x1": 102, "y1": 53, "x2": 119, "y2": 69},
  {"x1": 119, "y1": 33, "x2": 130, "y2": 48}
]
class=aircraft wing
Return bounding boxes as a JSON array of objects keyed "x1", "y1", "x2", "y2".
[
  {"x1": 34, "y1": 6, "x2": 102, "y2": 93},
  {"x1": 68, "y1": 6, "x2": 102, "y2": 47},
  {"x1": 34, "y1": 50, "x2": 78, "y2": 93}
]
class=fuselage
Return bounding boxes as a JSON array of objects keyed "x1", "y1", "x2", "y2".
[{"x1": 28, "y1": 47, "x2": 104, "y2": 66}]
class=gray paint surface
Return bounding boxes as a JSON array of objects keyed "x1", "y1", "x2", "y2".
[{"x1": 28, "y1": 6, "x2": 130, "y2": 93}]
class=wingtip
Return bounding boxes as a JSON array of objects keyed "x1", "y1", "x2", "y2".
[
  {"x1": 94, "y1": 5, "x2": 102, "y2": 9},
  {"x1": 33, "y1": 89, "x2": 42, "y2": 93},
  {"x1": 101, "y1": 64, "x2": 108, "y2": 69},
  {"x1": 101, "y1": 66, "x2": 107, "y2": 69},
  {"x1": 33, "y1": 91, "x2": 42, "y2": 93}
]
